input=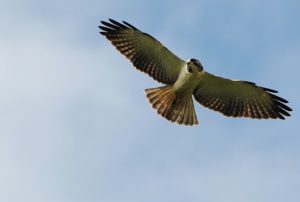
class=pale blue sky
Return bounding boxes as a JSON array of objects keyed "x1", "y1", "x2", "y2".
[{"x1": 0, "y1": 0, "x2": 299, "y2": 202}]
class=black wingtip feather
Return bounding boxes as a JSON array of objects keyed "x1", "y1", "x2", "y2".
[
  {"x1": 243, "y1": 81, "x2": 256, "y2": 85},
  {"x1": 270, "y1": 93, "x2": 293, "y2": 119},
  {"x1": 278, "y1": 108, "x2": 291, "y2": 116},
  {"x1": 122, "y1": 21, "x2": 138, "y2": 30},
  {"x1": 269, "y1": 93, "x2": 289, "y2": 103},
  {"x1": 277, "y1": 113, "x2": 285, "y2": 120},
  {"x1": 262, "y1": 87, "x2": 278, "y2": 93},
  {"x1": 99, "y1": 19, "x2": 139, "y2": 32},
  {"x1": 274, "y1": 100, "x2": 292, "y2": 111},
  {"x1": 101, "y1": 21, "x2": 121, "y2": 30},
  {"x1": 99, "y1": 31, "x2": 107, "y2": 36},
  {"x1": 108, "y1": 19, "x2": 128, "y2": 29},
  {"x1": 98, "y1": 26, "x2": 116, "y2": 33}
]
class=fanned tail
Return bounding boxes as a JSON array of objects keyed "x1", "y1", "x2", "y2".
[{"x1": 145, "y1": 86, "x2": 198, "y2": 126}]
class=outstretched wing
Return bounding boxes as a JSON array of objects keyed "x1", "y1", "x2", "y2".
[
  {"x1": 99, "y1": 19, "x2": 185, "y2": 84},
  {"x1": 193, "y1": 72, "x2": 292, "y2": 119}
]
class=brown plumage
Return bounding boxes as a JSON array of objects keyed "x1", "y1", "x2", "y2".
[
  {"x1": 145, "y1": 86, "x2": 198, "y2": 125},
  {"x1": 99, "y1": 19, "x2": 292, "y2": 125}
]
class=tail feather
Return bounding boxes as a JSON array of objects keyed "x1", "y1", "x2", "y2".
[{"x1": 145, "y1": 86, "x2": 198, "y2": 126}]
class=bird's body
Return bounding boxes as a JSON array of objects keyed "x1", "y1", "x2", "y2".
[
  {"x1": 173, "y1": 62, "x2": 202, "y2": 96},
  {"x1": 145, "y1": 61, "x2": 203, "y2": 125},
  {"x1": 99, "y1": 19, "x2": 292, "y2": 126}
]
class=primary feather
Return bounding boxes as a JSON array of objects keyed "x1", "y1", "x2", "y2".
[{"x1": 99, "y1": 19, "x2": 185, "y2": 84}]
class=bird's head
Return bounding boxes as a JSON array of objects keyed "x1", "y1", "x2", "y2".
[{"x1": 186, "y1": 58, "x2": 203, "y2": 73}]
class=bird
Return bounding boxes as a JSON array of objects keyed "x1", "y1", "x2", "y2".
[{"x1": 99, "y1": 19, "x2": 292, "y2": 126}]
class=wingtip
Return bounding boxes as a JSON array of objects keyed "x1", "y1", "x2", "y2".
[
  {"x1": 109, "y1": 18, "x2": 118, "y2": 24},
  {"x1": 277, "y1": 113, "x2": 286, "y2": 120},
  {"x1": 122, "y1": 20, "x2": 138, "y2": 30},
  {"x1": 100, "y1": 19, "x2": 118, "y2": 25},
  {"x1": 263, "y1": 87, "x2": 278, "y2": 93},
  {"x1": 269, "y1": 93, "x2": 289, "y2": 103},
  {"x1": 99, "y1": 31, "x2": 107, "y2": 35}
]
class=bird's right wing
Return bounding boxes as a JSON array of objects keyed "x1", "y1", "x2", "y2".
[
  {"x1": 99, "y1": 19, "x2": 185, "y2": 84},
  {"x1": 193, "y1": 72, "x2": 292, "y2": 119}
]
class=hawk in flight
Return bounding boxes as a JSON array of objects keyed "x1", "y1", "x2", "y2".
[{"x1": 99, "y1": 19, "x2": 292, "y2": 125}]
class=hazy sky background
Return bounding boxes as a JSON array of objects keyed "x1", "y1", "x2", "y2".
[{"x1": 0, "y1": 0, "x2": 299, "y2": 202}]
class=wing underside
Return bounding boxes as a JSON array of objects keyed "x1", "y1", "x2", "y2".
[
  {"x1": 193, "y1": 72, "x2": 292, "y2": 119},
  {"x1": 99, "y1": 19, "x2": 185, "y2": 84}
]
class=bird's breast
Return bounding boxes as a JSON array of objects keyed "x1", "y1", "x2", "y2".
[{"x1": 172, "y1": 70, "x2": 200, "y2": 97}]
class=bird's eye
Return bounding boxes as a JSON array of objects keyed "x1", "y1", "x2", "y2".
[
  {"x1": 187, "y1": 66, "x2": 192, "y2": 73},
  {"x1": 198, "y1": 65, "x2": 203, "y2": 72}
]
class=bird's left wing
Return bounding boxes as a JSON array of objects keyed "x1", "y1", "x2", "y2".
[
  {"x1": 193, "y1": 72, "x2": 292, "y2": 119},
  {"x1": 99, "y1": 19, "x2": 185, "y2": 84}
]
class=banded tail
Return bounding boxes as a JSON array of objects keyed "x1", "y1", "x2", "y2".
[{"x1": 145, "y1": 86, "x2": 198, "y2": 125}]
